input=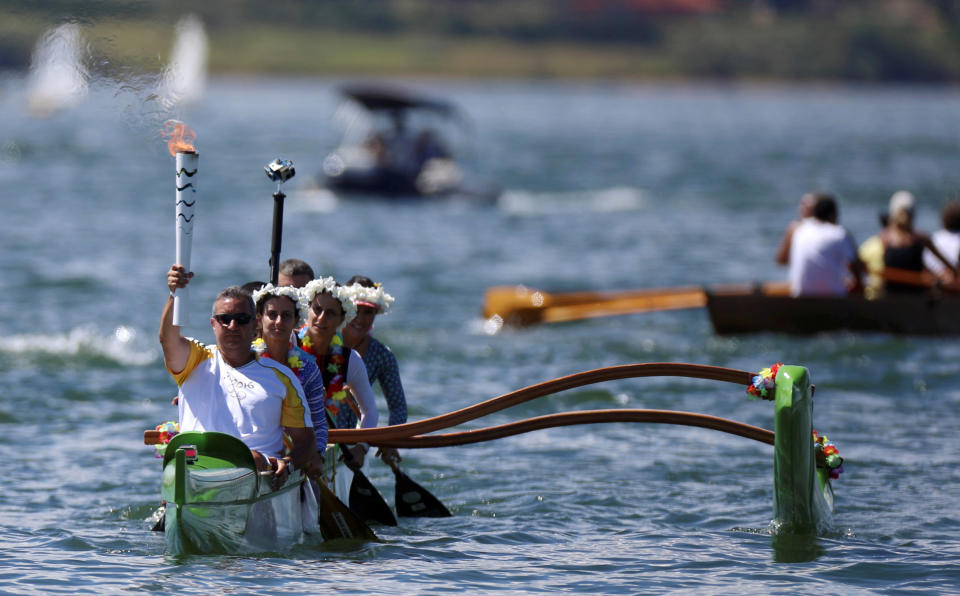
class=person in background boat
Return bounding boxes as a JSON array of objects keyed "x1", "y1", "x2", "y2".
[
  {"x1": 922, "y1": 200, "x2": 960, "y2": 279},
  {"x1": 414, "y1": 130, "x2": 449, "y2": 168},
  {"x1": 251, "y1": 283, "x2": 328, "y2": 480},
  {"x1": 775, "y1": 192, "x2": 816, "y2": 266},
  {"x1": 296, "y1": 277, "x2": 379, "y2": 469},
  {"x1": 340, "y1": 276, "x2": 406, "y2": 465},
  {"x1": 858, "y1": 211, "x2": 889, "y2": 300},
  {"x1": 384, "y1": 109, "x2": 418, "y2": 175},
  {"x1": 881, "y1": 191, "x2": 955, "y2": 294},
  {"x1": 788, "y1": 194, "x2": 865, "y2": 297},
  {"x1": 364, "y1": 132, "x2": 388, "y2": 167},
  {"x1": 278, "y1": 258, "x2": 315, "y2": 288},
  {"x1": 161, "y1": 265, "x2": 315, "y2": 488}
]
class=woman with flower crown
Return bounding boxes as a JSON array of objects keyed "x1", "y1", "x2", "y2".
[
  {"x1": 251, "y1": 283, "x2": 328, "y2": 478},
  {"x1": 340, "y1": 275, "x2": 406, "y2": 465},
  {"x1": 296, "y1": 277, "x2": 379, "y2": 469}
]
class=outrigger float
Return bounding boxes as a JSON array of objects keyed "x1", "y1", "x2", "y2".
[{"x1": 145, "y1": 362, "x2": 842, "y2": 555}]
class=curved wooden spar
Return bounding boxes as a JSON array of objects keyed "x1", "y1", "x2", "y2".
[
  {"x1": 146, "y1": 363, "x2": 754, "y2": 446},
  {"x1": 328, "y1": 363, "x2": 753, "y2": 443},
  {"x1": 369, "y1": 409, "x2": 775, "y2": 448}
]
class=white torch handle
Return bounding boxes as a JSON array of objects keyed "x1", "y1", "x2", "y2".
[{"x1": 173, "y1": 151, "x2": 198, "y2": 326}]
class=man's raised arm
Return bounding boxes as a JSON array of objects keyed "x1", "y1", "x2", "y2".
[{"x1": 159, "y1": 264, "x2": 194, "y2": 374}]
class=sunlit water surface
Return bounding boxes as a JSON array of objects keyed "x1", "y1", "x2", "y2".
[{"x1": 0, "y1": 75, "x2": 958, "y2": 593}]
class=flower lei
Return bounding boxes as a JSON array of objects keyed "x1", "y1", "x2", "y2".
[
  {"x1": 298, "y1": 328, "x2": 348, "y2": 417},
  {"x1": 252, "y1": 337, "x2": 305, "y2": 376},
  {"x1": 746, "y1": 362, "x2": 782, "y2": 400},
  {"x1": 813, "y1": 430, "x2": 844, "y2": 479},
  {"x1": 746, "y1": 363, "x2": 845, "y2": 481},
  {"x1": 344, "y1": 282, "x2": 395, "y2": 314},
  {"x1": 153, "y1": 420, "x2": 179, "y2": 458},
  {"x1": 299, "y1": 277, "x2": 356, "y2": 331},
  {"x1": 252, "y1": 283, "x2": 306, "y2": 321}
]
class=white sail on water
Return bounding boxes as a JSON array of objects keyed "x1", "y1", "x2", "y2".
[
  {"x1": 157, "y1": 14, "x2": 208, "y2": 109},
  {"x1": 26, "y1": 23, "x2": 89, "y2": 118}
]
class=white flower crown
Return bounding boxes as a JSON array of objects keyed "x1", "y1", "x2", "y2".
[
  {"x1": 252, "y1": 283, "x2": 306, "y2": 322},
  {"x1": 299, "y1": 277, "x2": 356, "y2": 331},
  {"x1": 344, "y1": 282, "x2": 395, "y2": 315}
]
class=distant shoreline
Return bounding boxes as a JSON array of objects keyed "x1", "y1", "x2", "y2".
[{"x1": 3, "y1": 12, "x2": 959, "y2": 84}]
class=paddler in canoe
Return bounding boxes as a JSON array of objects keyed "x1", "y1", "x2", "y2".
[
  {"x1": 277, "y1": 258, "x2": 315, "y2": 289},
  {"x1": 161, "y1": 264, "x2": 315, "y2": 488},
  {"x1": 249, "y1": 282, "x2": 329, "y2": 481},
  {"x1": 879, "y1": 191, "x2": 956, "y2": 293},
  {"x1": 340, "y1": 275, "x2": 406, "y2": 466},
  {"x1": 786, "y1": 193, "x2": 865, "y2": 297},
  {"x1": 295, "y1": 277, "x2": 380, "y2": 467}
]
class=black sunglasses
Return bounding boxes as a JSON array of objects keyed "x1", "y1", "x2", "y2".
[{"x1": 213, "y1": 313, "x2": 253, "y2": 326}]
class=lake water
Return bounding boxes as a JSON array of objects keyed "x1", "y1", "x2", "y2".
[{"x1": 1, "y1": 76, "x2": 959, "y2": 593}]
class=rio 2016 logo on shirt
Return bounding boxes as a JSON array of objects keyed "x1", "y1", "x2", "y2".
[{"x1": 225, "y1": 371, "x2": 255, "y2": 400}]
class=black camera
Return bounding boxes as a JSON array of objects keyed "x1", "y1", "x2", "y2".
[{"x1": 265, "y1": 158, "x2": 295, "y2": 183}]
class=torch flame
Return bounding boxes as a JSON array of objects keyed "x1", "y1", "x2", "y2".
[{"x1": 161, "y1": 119, "x2": 197, "y2": 155}]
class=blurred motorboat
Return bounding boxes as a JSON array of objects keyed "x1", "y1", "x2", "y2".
[
  {"x1": 26, "y1": 23, "x2": 89, "y2": 118},
  {"x1": 320, "y1": 84, "x2": 499, "y2": 200}
]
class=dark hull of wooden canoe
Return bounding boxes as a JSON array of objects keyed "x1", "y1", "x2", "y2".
[{"x1": 706, "y1": 286, "x2": 960, "y2": 335}]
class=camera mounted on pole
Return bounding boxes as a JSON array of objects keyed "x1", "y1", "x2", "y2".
[{"x1": 265, "y1": 158, "x2": 295, "y2": 285}]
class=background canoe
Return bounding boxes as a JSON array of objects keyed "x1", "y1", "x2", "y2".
[{"x1": 706, "y1": 285, "x2": 960, "y2": 335}]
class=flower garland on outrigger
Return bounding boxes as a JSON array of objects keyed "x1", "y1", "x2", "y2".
[
  {"x1": 145, "y1": 361, "x2": 843, "y2": 554},
  {"x1": 748, "y1": 363, "x2": 844, "y2": 479}
]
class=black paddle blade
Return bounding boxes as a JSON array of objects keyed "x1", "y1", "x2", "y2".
[
  {"x1": 151, "y1": 507, "x2": 166, "y2": 532},
  {"x1": 316, "y1": 480, "x2": 379, "y2": 541},
  {"x1": 393, "y1": 467, "x2": 452, "y2": 518},
  {"x1": 349, "y1": 470, "x2": 398, "y2": 526}
]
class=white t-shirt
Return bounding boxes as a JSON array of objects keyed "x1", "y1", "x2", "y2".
[
  {"x1": 923, "y1": 229, "x2": 960, "y2": 275},
  {"x1": 169, "y1": 340, "x2": 312, "y2": 457},
  {"x1": 789, "y1": 218, "x2": 857, "y2": 297}
]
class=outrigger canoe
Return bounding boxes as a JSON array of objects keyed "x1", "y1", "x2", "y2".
[
  {"x1": 147, "y1": 362, "x2": 839, "y2": 554},
  {"x1": 484, "y1": 273, "x2": 960, "y2": 335},
  {"x1": 706, "y1": 283, "x2": 960, "y2": 335}
]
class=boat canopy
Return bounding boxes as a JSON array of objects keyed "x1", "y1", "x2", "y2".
[{"x1": 339, "y1": 84, "x2": 457, "y2": 115}]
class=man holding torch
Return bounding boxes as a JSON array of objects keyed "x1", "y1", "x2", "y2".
[{"x1": 162, "y1": 265, "x2": 316, "y2": 487}]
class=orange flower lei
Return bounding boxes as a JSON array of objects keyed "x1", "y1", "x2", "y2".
[{"x1": 297, "y1": 328, "x2": 348, "y2": 417}]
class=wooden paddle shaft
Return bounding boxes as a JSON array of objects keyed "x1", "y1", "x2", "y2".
[{"x1": 483, "y1": 285, "x2": 707, "y2": 326}]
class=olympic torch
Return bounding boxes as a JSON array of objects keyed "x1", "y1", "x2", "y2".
[{"x1": 163, "y1": 120, "x2": 198, "y2": 326}]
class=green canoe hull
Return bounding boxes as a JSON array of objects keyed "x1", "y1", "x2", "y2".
[{"x1": 160, "y1": 431, "x2": 318, "y2": 555}]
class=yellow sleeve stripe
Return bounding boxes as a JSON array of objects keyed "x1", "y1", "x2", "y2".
[
  {"x1": 275, "y1": 368, "x2": 308, "y2": 428},
  {"x1": 169, "y1": 340, "x2": 212, "y2": 385}
]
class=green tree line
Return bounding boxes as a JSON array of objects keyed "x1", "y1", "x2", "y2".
[{"x1": 2, "y1": 0, "x2": 959, "y2": 82}]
